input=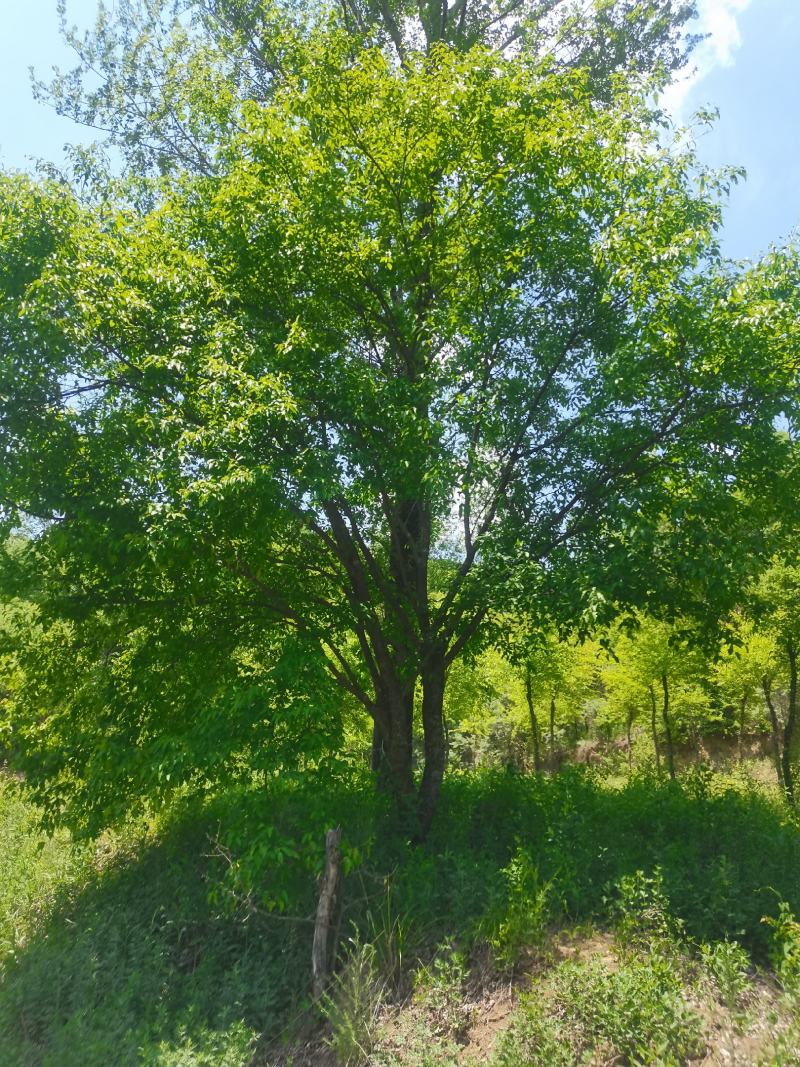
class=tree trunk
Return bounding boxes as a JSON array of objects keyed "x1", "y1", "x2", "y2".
[
  {"x1": 525, "y1": 666, "x2": 542, "y2": 773},
  {"x1": 783, "y1": 636, "x2": 798, "y2": 804},
  {"x1": 417, "y1": 648, "x2": 447, "y2": 839},
  {"x1": 649, "y1": 684, "x2": 661, "y2": 771},
  {"x1": 372, "y1": 496, "x2": 429, "y2": 815},
  {"x1": 626, "y1": 707, "x2": 633, "y2": 772},
  {"x1": 325, "y1": 488, "x2": 453, "y2": 829},
  {"x1": 738, "y1": 696, "x2": 746, "y2": 763},
  {"x1": 373, "y1": 684, "x2": 415, "y2": 801},
  {"x1": 371, "y1": 721, "x2": 385, "y2": 773},
  {"x1": 661, "y1": 672, "x2": 675, "y2": 781},
  {"x1": 549, "y1": 695, "x2": 556, "y2": 768},
  {"x1": 371, "y1": 688, "x2": 414, "y2": 782},
  {"x1": 371, "y1": 645, "x2": 448, "y2": 838},
  {"x1": 762, "y1": 675, "x2": 784, "y2": 792},
  {"x1": 685, "y1": 714, "x2": 700, "y2": 764}
]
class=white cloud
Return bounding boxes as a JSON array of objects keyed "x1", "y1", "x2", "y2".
[{"x1": 661, "y1": 0, "x2": 753, "y2": 119}]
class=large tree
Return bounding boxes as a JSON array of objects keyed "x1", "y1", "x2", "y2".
[{"x1": 2, "y1": 10, "x2": 799, "y2": 834}]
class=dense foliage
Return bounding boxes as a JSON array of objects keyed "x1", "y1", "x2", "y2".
[{"x1": 1, "y1": 1, "x2": 799, "y2": 835}]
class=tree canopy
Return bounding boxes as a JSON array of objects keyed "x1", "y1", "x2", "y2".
[
  {"x1": 1, "y1": 2, "x2": 799, "y2": 834},
  {"x1": 40, "y1": 0, "x2": 700, "y2": 177}
]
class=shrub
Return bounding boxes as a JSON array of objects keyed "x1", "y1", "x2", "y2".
[
  {"x1": 412, "y1": 945, "x2": 470, "y2": 1041},
  {"x1": 611, "y1": 867, "x2": 684, "y2": 961}
]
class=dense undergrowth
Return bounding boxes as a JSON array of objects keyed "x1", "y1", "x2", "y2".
[{"x1": 1, "y1": 764, "x2": 800, "y2": 1065}]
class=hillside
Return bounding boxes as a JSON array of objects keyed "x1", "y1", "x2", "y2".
[{"x1": 2, "y1": 762, "x2": 800, "y2": 1065}]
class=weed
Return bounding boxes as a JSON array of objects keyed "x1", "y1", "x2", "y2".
[
  {"x1": 142, "y1": 1021, "x2": 257, "y2": 1066},
  {"x1": 3, "y1": 766, "x2": 800, "y2": 1063},
  {"x1": 766, "y1": 902, "x2": 800, "y2": 999},
  {"x1": 701, "y1": 938, "x2": 751, "y2": 1018},
  {"x1": 482, "y1": 845, "x2": 552, "y2": 970},
  {"x1": 492, "y1": 998, "x2": 574, "y2": 1067},
  {"x1": 761, "y1": 904, "x2": 800, "y2": 1066},
  {"x1": 557, "y1": 955, "x2": 704, "y2": 1065},
  {"x1": 320, "y1": 936, "x2": 386, "y2": 1066},
  {"x1": 412, "y1": 944, "x2": 470, "y2": 1040},
  {"x1": 610, "y1": 867, "x2": 684, "y2": 961},
  {"x1": 362, "y1": 878, "x2": 413, "y2": 993},
  {"x1": 762, "y1": 1022, "x2": 800, "y2": 1067}
]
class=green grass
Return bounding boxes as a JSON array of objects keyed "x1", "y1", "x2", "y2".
[
  {"x1": 494, "y1": 954, "x2": 706, "y2": 1066},
  {"x1": 389, "y1": 765, "x2": 800, "y2": 958},
  {"x1": 0, "y1": 779, "x2": 306, "y2": 1065},
  {"x1": 1, "y1": 764, "x2": 800, "y2": 1064}
]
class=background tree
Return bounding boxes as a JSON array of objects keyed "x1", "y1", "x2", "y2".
[
  {"x1": 751, "y1": 560, "x2": 800, "y2": 802},
  {"x1": 443, "y1": 646, "x2": 531, "y2": 770},
  {"x1": 514, "y1": 635, "x2": 598, "y2": 768},
  {"x1": 599, "y1": 640, "x2": 650, "y2": 770},
  {"x1": 713, "y1": 617, "x2": 776, "y2": 765},
  {"x1": 609, "y1": 617, "x2": 712, "y2": 778}
]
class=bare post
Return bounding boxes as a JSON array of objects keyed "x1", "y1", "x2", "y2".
[{"x1": 312, "y1": 826, "x2": 343, "y2": 999}]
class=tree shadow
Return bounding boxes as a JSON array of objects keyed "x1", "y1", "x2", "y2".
[
  {"x1": 0, "y1": 799, "x2": 313, "y2": 1066},
  {"x1": 2, "y1": 766, "x2": 799, "y2": 1065}
]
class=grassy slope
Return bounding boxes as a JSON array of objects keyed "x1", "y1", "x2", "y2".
[{"x1": 1, "y1": 765, "x2": 800, "y2": 1065}]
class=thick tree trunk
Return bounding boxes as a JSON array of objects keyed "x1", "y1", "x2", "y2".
[
  {"x1": 762, "y1": 676, "x2": 785, "y2": 792},
  {"x1": 649, "y1": 684, "x2": 661, "y2": 771},
  {"x1": 372, "y1": 684, "x2": 415, "y2": 800},
  {"x1": 783, "y1": 637, "x2": 798, "y2": 804},
  {"x1": 371, "y1": 650, "x2": 448, "y2": 840},
  {"x1": 366, "y1": 496, "x2": 428, "y2": 815},
  {"x1": 417, "y1": 648, "x2": 447, "y2": 839},
  {"x1": 326, "y1": 488, "x2": 454, "y2": 831},
  {"x1": 371, "y1": 720, "x2": 386, "y2": 773},
  {"x1": 661, "y1": 672, "x2": 675, "y2": 781},
  {"x1": 525, "y1": 665, "x2": 542, "y2": 773},
  {"x1": 371, "y1": 688, "x2": 413, "y2": 777}
]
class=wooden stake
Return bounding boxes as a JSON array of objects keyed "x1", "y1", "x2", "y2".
[{"x1": 312, "y1": 826, "x2": 342, "y2": 999}]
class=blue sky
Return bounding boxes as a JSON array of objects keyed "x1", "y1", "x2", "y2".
[{"x1": 1, "y1": 0, "x2": 798, "y2": 261}]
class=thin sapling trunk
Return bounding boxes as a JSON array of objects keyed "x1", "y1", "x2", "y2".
[{"x1": 661, "y1": 671, "x2": 675, "y2": 781}]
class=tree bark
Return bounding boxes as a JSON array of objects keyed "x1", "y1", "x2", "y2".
[
  {"x1": 661, "y1": 671, "x2": 675, "y2": 781},
  {"x1": 762, "y1": 675, "x2": 785, "y2": 792},
  {"x1": 649, "y1": 683, "x2": 661, "y2": 771},
  {"x1": 371, "y1": 720, "x2": 385, "y2": 773},
  {"x1": 356, "y1": 495, "x2": 430, "y2": 815},
  {"x1": 525, "y1": 665, "x2": 542, "y2": 773},
  {"x1": 371, "y1": 687, "x2": 414, "y2": 782},
  {"x1": 417, "y1": 647, "x2": 447, "y2": 839},
  {"x1": 372, "y1": 683, "x2": 416, "y2": 800}
]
